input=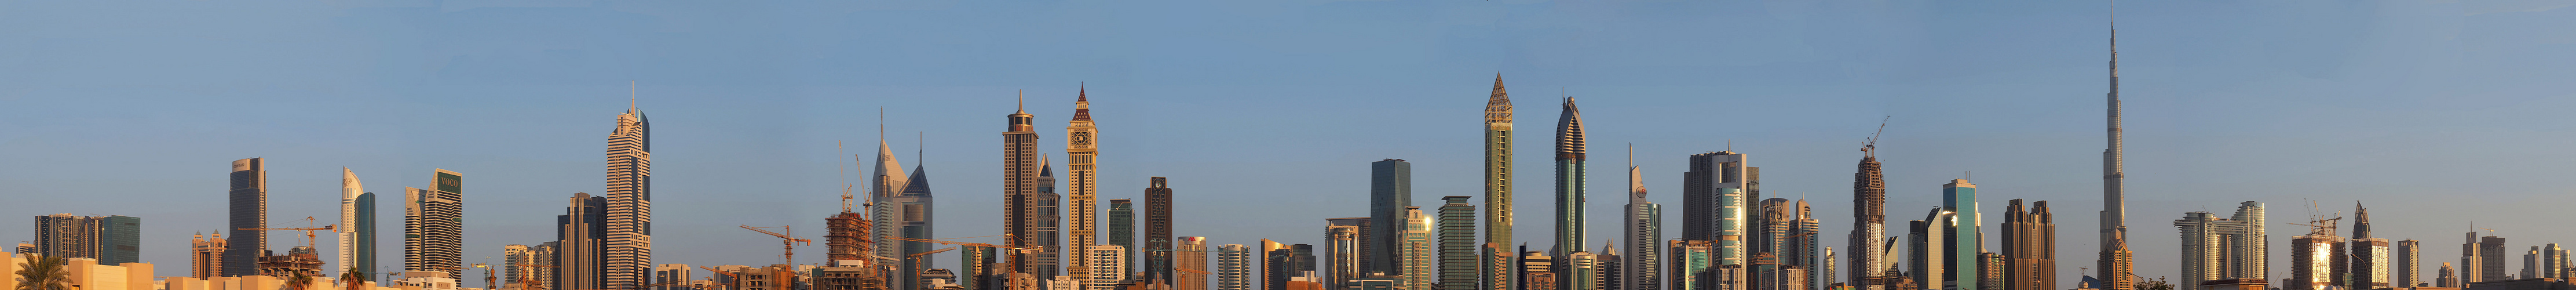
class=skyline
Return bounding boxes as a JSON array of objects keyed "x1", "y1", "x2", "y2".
[{"x1": 6, "y1": 1, "x2": 2576, "y2": 288}]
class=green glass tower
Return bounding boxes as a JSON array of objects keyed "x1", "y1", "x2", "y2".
[
  {"x1": 1481, "y1": 74, "x2": 1515, "y2": 267},
  {"x1": 1437, "y1": 197, "x2": 1478, "y2": 290},
  {"x1": 1552, "y1": 97, "x2": 1587, "y2": 256},
  {"x1": 1945, "y1": 180, "x2": 1980, "y2": 290}
]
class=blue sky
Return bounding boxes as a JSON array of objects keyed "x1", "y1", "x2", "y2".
[{"x1": 5, "y1": 0, "x2": 2575, "y2": 285}]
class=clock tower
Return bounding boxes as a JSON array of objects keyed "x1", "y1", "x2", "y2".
[{"x1": 1065, "y1": 86, "x2": 1104, "y2": 289}]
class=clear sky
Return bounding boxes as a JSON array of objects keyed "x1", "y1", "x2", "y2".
[{"x1": 5, "y1": 0, "x2": 2574, "y2": 285}]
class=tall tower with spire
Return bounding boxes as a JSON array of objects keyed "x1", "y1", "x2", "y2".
[
  {"x1": 604, "y1": 96, "x2": 653, "y2": 289},
  {"x1": 871, "y1": 110, "x2": 909, "y2": 270},
  {"x1": 1622, "y1": 145, "x2": 1663, "y2": 290},
  {"x1": 1003, "y1": 92, "x2": 1043, "y2": 278},
  {"x1": 1482, "y1": 74, "x2": 1516, "y2": 256},
  {"x1": 2099, "y1": 16, "x2": 2138, "y2": 290},
  {"x1": 1065, "y1": 86, "x2": 1102, "y2": 288},
  {"x1": 338, "y1": 168, "x2": 377, "y2": 278},
  {"x1": 2349, "y1": 203, "x2": 2390, "y2": 288},
  {"x1": 893, "y1": 151, "x2": 936, "y2": 290},
  {"x1": 1554, "y1": 96, "x2": 1587, "y2": 256}
]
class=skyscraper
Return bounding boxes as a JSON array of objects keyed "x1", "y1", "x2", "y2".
[
  {"x1": 1671, "y1": 240, "x2": 1714, "y2": 290},
  {"x1": 2396, "y1": 240, "x2": 2420, "y2": 288},
  {"x1": 1268, "y1": 242, "x2": 1318, "y2": 290},
  {"x1": 1219, "y1": 244, "x2": 1252, "y2": 290},
  {"x1": 227, "y1": 157, "x2": 268, "y2": 277},
  {"x1": 1092, "y1": 245, "x2": 1130, "y2": 290},
  {"x1": 1685, "y1": 151, "x2": 1751, "y2": 268},
  {"x1": 1942, "y1": 180, "x2": 1981, "y2": 290},
  {"x1": 1112, "y1": 200, "x2": 1136, "y2": 271},
  {"x1": 1328, "y1": 217, "x2": 1368, "y2": 288},
  {"x1": 1518, "y1": 248, "x2": 1556, "y2": 290},
  {"x1": 2437, "y1": 263, "x2": 2458, "y2": 288},
  {"x1": 407, "y1": 169, "x2": 466, "y2": 278},
  {"x1": 1179, "y1": 237, "x2": 1211, "y2": 290},
  {"x1": 2171, "y1": 202, "x2": 2264, "y2": 287},
  {"x1": 1621, "y1": 150, "x2": 1662, "y2": 290},
  {"x1": 1146, "y1": 177, "x2": 1176, "y2": 283},
  {"x1": 2001, "y1": 200, "x2": 2055, "y2": 290},
  {"x1": 2290, "y1": 231, "x2": 2343, "y2": 290},
  {"x1": 1552, "y1": 97, "x2": 1587, "y2": 257},
  {"x1": 1908, "y1": 208, "x2": 1954, "y2": 290},
  {"x1": 1004, "y1": 96, "x2": 1043, "y2": 277},
  {"x1": 1849, "y1": 147, "x2": 1887, "y2": 290},
  {"x1": 1401, "y1": 208, "x2": 1435, "y2": 290},
  {"x1": 560, "y1": 193, "x2": 609, "y2": 290},
  {"x1": 1437, "y1": 197, "x2": 1478, "y2": 290},
  {"x1": 193, "y1": 231, "x2": 227, "y2": 278},
  {"x1": 1374, "y1": 159, "x2": 1415, "y2": 277},
  {"x1": 605, "y1": 101, "x2": 654, "y2": 289},
  {"x1": 898, "y1": 162, "x2": 937, "y2": 290},
  {"x1": 1066, "y1": 87, "x2": 1104, "y2": 290},
  {"x1": 2347, "y1": 204, "x2": 2387, "y2": 289},
  {"x1": 1822, "y1": 248, "x2": 1836, "y2": 290},
  {"x1": 505, "y1": 245, "x2": 534, "y2": 289},
  {"x1": 1037, "y1": 155, "x2": 1065, "y2": 280},
  {"x1": 1482, "y1": 75, "x2": 1517, "y2": 278},
  {"x1": 339, "y1": 168, "x2": 377, "y2": 277},
  {"x1": 2465, "y1": 233, "x2": 2506, "y2": 282},
  {"x1": 869, "y1": 114, "x2": 910, "y2": 276},
  {"x1": 2099, "y1": 20, "x2": 2138, "y2": 290},
  {"x1": 33, "y1": 213, "x2": 134, "y2": 263}
]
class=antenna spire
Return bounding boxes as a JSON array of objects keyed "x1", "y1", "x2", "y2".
[{"x1": 629, "y1": 81, "x2": 637, "y2": 113}]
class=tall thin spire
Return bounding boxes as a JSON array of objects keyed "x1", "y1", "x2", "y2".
[{"x1": 2098, "y1": 4, "x2": 2137, "y2": 289}]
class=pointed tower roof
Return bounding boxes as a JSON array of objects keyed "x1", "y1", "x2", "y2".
[
  {"x1": 342, "y1": 167, "x2": 363, "y2": 200},
  {"x1": 1039, "y1": 154, "x2": 1054, "y2": 177},
  {"x1": 900, "y1": 164, "x2": 933, "y2": 197},
  {"x1": 1486, "y1": 74, "x2": 1513, "y2": 124},
  {"x1": 1073, "y1": 84, "x2": 1093, "y2": 121},
  {"x1": 1556, "y1": 96, "x2": 1586, "y2": 159}
]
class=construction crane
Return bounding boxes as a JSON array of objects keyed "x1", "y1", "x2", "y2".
[
  {"x1": 236, "y1": 216, "x2": 338, "y2": 250},
  {"x1": 512, "y1": 264, "x2": 557, "y2": 290},
  {"x1": 2284, "y1": 200, "x2": 2343, "y2": 236},
  {"x1": 473, "y1": 261, "x2": 495, "y2": 290},
  {"x1": 742, "y1": 225, "x2": 812, "y2": 266},
  {"x1": 1861, "y1": 116, "x2": 1890, "y2": 155},
  {"x1": 903, "y1": 246, "x2": 956, "y2": 287},
  {"x1": 885, "y1": 236, "x2": 1036, "y2": 254}
]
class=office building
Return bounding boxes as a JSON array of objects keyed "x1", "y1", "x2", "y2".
[
  {"x1": 1218, "y1": 245, "x2": 1251, "y2": 290},
  {"x1": 2000, "y1": 200, "x2": 2055, "y2": 290},
  {"x1": 1269, "y1": 242, "x2": 1318, "y2": 290},
  {"x1": 1942, "y1": 180, "x2": 1980, "y2": 290},
  {"x1": 504, "y1": 245, "x2": 535, "y2": 289},
  {"x1": 1146, "y1": 177, "x2": 1176, "y2": 283},
  {"x1": 2290, "y1": 231, "x2": 2344, "y2": 290},
  {"x1": 2468, "y1": 233, "x2": 2507, "y2": 283},
  {"x1": 2398, "y1": 240, "x2": 2420, "y2": 288},
  {"x1": 227, "y1": 157, "x2": 269, "y2": 277},
  {"x1": 1091, "y1": 245, "x2": 1130, "y2": 290},
  {"x1": 1485, "y1": 243, "x2": 1510, "y2": 290},
  {"x1": 1519, "y1": 248, "x2": 1556, "y2": 290},
  {"x1": 2437, "y1": 263, "x2": 2458, "y2": 288},
  {"x1": 2172, "y1": 202, "x2": 2264, "y2": 286},
  {"x1": 339, "y1": 168, "x2": 378, "y2": 278},
  {"x1": 1822, "y1": 248, "x2": 1836, "y2": 289},
  {"x1": 1756, "y1": 198, "x2": 1821, "y2": 290},
  {"x1": 1374, "y1": 159, "x2": 1414, "y2": 277},
  {"x1": 2348, "y1": 204, "x2": 2387, "y2": 289},
  {"x1": 1673, "y1": 240, "x2": 1714, "y2": 290},
  {"x1": 34, "y1": 213, "x2": 138, "y2": 265},
  {"x1": 1037, "y1": 157, "x2": 1064, "y2": 280},
  {"x1": 962, "y1": 246, "x2": 996, "y2": 290},
  {"x1": 1553, "y1": 97, "x2": 1588, "y2": 256},
  {"x1": 1482, "y1": 75, "x2": 1518, "y2": 281},
  {"x1": 1400, "y1": 207, "x2": 1434, "y2": 290},
  {"x1": 1067, "y1": 89, "x2": 1104, "y2": 290},
  {"x1": 1435, "y1": 197, "x2": 1478, "y2": 290},
  {"x1": 605, "y1": 102, "x2": 654, "y2": 290},
  {"x1": 867, "y1": 115, "x2": 911, "y2": 274},
  {"x1": 1685, "y1": 151, "x2": 1752, "y2": 267},
  {"x1": 1848, "y1": 147, "x2": 1888, "y2": 290},
  {"x1": 560, "y1": 193, "x2": 609, "y2": 290},
  {"x1": 1005, "y1": 96, "x2": 1043, "y2": 277},
  {"x1": 1976, "y1": 253, "x2": 2004, "y2": 290},
  {"x1": 655, "y1": 264, "x2": 693, "y2": 290},
  {"x1": 898, "y1": 160, "x2": 938, "y2": 290},
  {"x1": 193, "y1": 232, "x2": 226, "y2": 278},
  {"x1": 1112, "y1": 200, "x2": 1136, "y2": 270},
  {"x1": 2527, "y1": 244, "x2": 2566, "y2": 280},
  {"x1": 1621, "y1": 154, "x2": 1663, "y2": 290},
  {"x1": 1180, "y1": 237, "x2": 1210, "y2": 290},
  {"x1": 1908, "y1": 208, "x2": 1955, "y2": 290},
  {"x1": 405, "y1": 169, "x2": 466, "y2": 279},
  {"x1": 1562, "y1": 252, "x2": 1597, "y2": 290},
  {"x1": 1328, "y1": 217, "x2": 1368, "y2": 289},
  {"x1": 2099, "y1": 24, "x2": 2139, "y2": 290}
]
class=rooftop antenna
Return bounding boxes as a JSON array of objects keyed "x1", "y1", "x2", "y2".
[
  {"x1": 1862, "y1": 116, "x2": 1891, "y2": 158},
  {"x1": 629, "y1": 80, "x2": 636, "y2": 111}
]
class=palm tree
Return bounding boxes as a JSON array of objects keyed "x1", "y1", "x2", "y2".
[
  {"x1": 286, "y1": 269, "x2": 316, "y2": 290},
  {"x1": 342, "y1": 267, "x2": 366, "y2": 290},
  {"x1": 14, "y1": 255, "x2": 71, "y2": 290}
]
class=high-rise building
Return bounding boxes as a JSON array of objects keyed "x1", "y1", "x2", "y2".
[
  {"x1": 1146, "y1": 177, "x2": 1176, "y2": 283},
  {"x1": 1485, "y1": 242, "x2": 1511, "y2": 290},
  {"x1": 340, "y1": 168, "x2": 378, "y2": 277},
  {"x1": 1329, "y1": 217, "x2": 1369, "y2": 288},
  {"x1": 1092, "y1": 245, "x2": 1130, "y2": 290},
  {"x1": 1976, "y1": 253, "x2": 2004, "y2": 290},
  {"x1": 605, "y1": 102, "x2": 654, "y2": 290},
  {"x1": 1908, "y1": 208, "x2": 1954, "y2": 290},
  {"x1": 2098, "y1": 22, "x2": 2138, "y2": 290},
  {"x1": 1561, "y1": 252, "x2": 1596, "y2": 290},
  {"x1": 1672, "y1": 240, "x2": 1714, "y2": 290},
  {"x1": 2396, "y1": 240, "x2": 2420, "y2": 288},
  {"x1": 2289, "y1": 232, "x2": 2343, "y2": 290},
  {"x1": 1218, "y1": 245, "x2": 1252, "y2": 290},
  {"x1": 1112, "y1": 200, "x2": 1136, "y2": 270},
  {"x1": 962, "y1": 246, "x2": 997, "y2": 290},
  {"x1": 33, "y1": 214, "x2": 98, "y2": 260},
  {"x1": 1481, "y1": 75, "x2": 1518, "y2": 288},
  {"x1": 1179, "y1": 237, "x2": 1211, "y2": 290},
  {"x1": 1004, "y1": 96, "x2": 1044, "y2": 277},
  {"x1": 1268, "y1": 242, "x2": 1318, "y2": 290},
  {"x1": 2533, "y1": 244, "x2": 2567, "y2": 280},
  {"x1": 406, "y1": 169, "x2": 466, "y2": 278},
  {"x1": 535, "y1": 242, "x2": 559, "y2": 289},
  {"x1": 2347, "y1": 204, "x2": 2387, "y2": 289},
  {"x1": 227, "y1": 157, "x2": 268, "y2": 277},
  {"x1": 1599, "y1": 245, "x2": 1623, "y2": 290},
  {"x1": 2171, "y1": 202, "x2": 2264, "y2": 287},
  {"x1": 1373, "y1": 159, "x2": 1415, "y2": 277},
  {"x1": 1036, "y1": 156, "x2": 1065, "y2": 280},
  {"x1": 1755, "y1": 198, "x2": 1821, "y2": 290},
  {"x1": 1066, "y1": 88, "x2": 1104, "y2": 290},
  {"x1": 897, "y1": 161, "x2": 938, "y2": 290},
  {"x1": 1822, "y1": 248, "x2": 1837, "y2": 289},
  {"x1": 560, "y1": 193, "x2": 609, "y2": 290},
  {"x1": 1518, "y1": 248, "x2": 1556, "y2": 290},
  {"x1": 505, "y1": 245, "x2": 534, "y2": 288},
  {"x1": 655, "y1": 264, "x2": 694, "y2": 290},
  {"x1": 1685, "y1": 151, "x2": 1752, "y2": 270},
  {"x1": 2436, "y1": 263, "x2": 2457, "y2": 288},
  {"x1": 824, "y1": 208, "x2": 873, "y2": 263},
  {"x1": 867, "y1": 114, "x2": 911, "y2": 277},
  {"x1": 193, "y1": 231, "x2": 227, "y2": 278},
  {"x1": 2000, "y1": 200, "x2": 2055, "y2": 290},
  {"x1": 1942, "y1": 180, "x2": 1981, "y2": 290},
  {"x1": 1434, "y1": 197, "x2": 1478, "y2": 290},
  {"x1": 1552, "y1": 97, "x2": 1588, "y2": 257},
  {"x1": 1848, "y1": 148, "x2": 1888, "y2": 290},
  {"x1": 2464, "y1": 233, "x2": 2506, "y2": 283},
  {"x1": 1401, "y1": 207, "x2": 1436, "y2": 290},
  {"x1": 1620, "y1": 154, "x2": 1663, "y2": 290}
]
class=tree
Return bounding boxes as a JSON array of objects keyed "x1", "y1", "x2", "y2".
[
  {"x1": 344, "y1": 267, "x2": 367, "y2": 290},
  {"x1": 14, "y1": 255, "x2": 71, "y2": 290},
  {"x1": 287, "y1": 269, "x2": 316, "y2": 290},
  {"x1": 2135, "y1": 276, "x2": 2173, "y2": 290}
]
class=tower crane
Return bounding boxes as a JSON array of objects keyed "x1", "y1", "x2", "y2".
[
  {"x1": 237, "y1": 216, "x2": 338, "y2": 250},
  {"x1": 741, "y1": 225, "x2": 812, "y2": 266},
  {"x1": 907, "y1": 247, "x2": 957, "y2": 286}
]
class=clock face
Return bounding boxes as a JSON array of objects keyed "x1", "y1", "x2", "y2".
[
  {"x1": 1632, "y1": 191, "x2": 1647, "y2": 199},
  {"x1": 1070, "y1": 132, "x2": 1092, "y2": 146}
]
